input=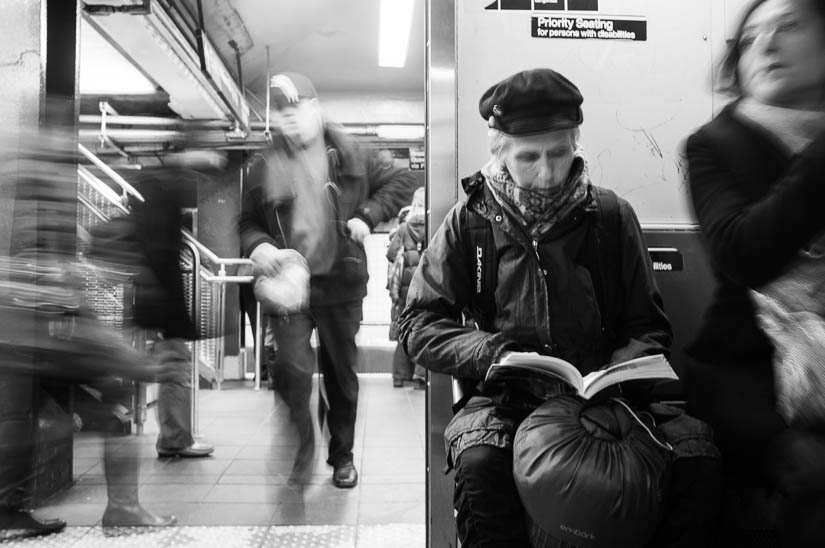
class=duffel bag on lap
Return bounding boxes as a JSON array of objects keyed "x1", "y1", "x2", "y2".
[{"x1": 513, "y1": 395, "x2": 672, "y2": 548}]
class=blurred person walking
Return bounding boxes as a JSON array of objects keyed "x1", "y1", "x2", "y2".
[
  {"x1": 92, "y1": 152, "x2": 225, "y2": 460},
  {"x1": 239, "y1": 72, "x2": 418, "y2": 487},
  {"x1": 0, "y1": 122, "x2": 176, "y2": 538},
  {"x1": 684, "y1": 1, "x2": 825, "y2": 545}
]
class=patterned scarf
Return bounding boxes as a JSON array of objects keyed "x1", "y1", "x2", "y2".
[{"x1": 482, "y1": 155, "x2": 590, "y2": 240}]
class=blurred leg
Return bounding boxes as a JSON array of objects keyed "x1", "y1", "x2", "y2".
[
  {"x1": 264, "y1": 320, "x2": 277, "y2": 387},
  {"x1": 0, "y1": 373, "x2": 34, "y2": 515},
  {"x1": 155, "y1": 339, "x2": 196, "y2": 452},
  {"x1": 392, "y1": 343, "x2": 412, "y2": 386},
  {"x1": 412, "y1": 363, "x2": 427, "y2": 389},
  {"x1": 270, "y1": 313, "x2": 316, "y2": 481},
  {"x1": 102, "y1": 433, "x2": 176, "y2": 532},
  {"x1": 0, "y1": 372, "x2": 64, "y2": 539}
]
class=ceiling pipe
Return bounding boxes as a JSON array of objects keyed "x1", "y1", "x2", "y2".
[
  {"x1": 83, "y1": 0, "x2": 150, "y2": 16},
  {"x1": 79, "y1": 116, "x2": 424, "y2": 135}
]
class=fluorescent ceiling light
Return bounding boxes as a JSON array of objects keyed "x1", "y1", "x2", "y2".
[
  {"x1": 378, "y1": 0, "x2": 415, "y2": 68},
  {"x1": 79, "y1": 19, "x2": 157, "y2": 95},
  {"x1": 375, "y1": 124, "x2": 424, "y2": 140}
]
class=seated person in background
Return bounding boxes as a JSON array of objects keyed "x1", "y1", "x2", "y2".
[
  {"x1": 387, "y1": 187, "x2": 427, "y2": 389},
  {"x1": 684, "y1": 0, "x2": 825, "y2": 545},
  {"x1": 398, "y1": 68, "x2": 672, "y2": 547}
]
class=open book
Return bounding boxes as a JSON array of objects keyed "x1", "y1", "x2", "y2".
[{"x1": 484, "y1": 352, "x2": 677, "y2": 400}]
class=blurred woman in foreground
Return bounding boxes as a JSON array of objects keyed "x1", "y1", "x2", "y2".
[{"x1": 684, "y1": 0, "x2": 825, "y2": 545}]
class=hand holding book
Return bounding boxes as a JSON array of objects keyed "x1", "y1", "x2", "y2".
[{"x1": 485, "y1": 352, "x2": 677, "y2": 400}]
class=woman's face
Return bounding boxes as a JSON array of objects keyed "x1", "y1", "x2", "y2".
[
  {"x1": 738, "y1": 0, "x2": 825, "y2": 108},
  {"x1": 503, "y1": 129, "x2": 576, "y2": 191}
]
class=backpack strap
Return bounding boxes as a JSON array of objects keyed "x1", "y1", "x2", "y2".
[
  {"x1": 590, "y1": 187, "x2": 623, "y2": 349},
  {"x1": 461, "y1": 204, "x2": 497, "y2": 331}
]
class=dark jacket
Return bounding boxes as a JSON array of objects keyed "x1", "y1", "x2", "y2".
[
  {"x1": 90, "y1": 169, "x2": 198, "y2": 340},
  {"x1": 238, "y1": 125, "x2": 418, "y2": 305},
  {"x1": 399, "y1": 174, "x2": 671, "y2": 462},
  {"x1": 386, "y1": 215, "x2": 425, "y2": 307},
  {"x1": 685, "y1": 103, "x2": 825, "y2": 483}
]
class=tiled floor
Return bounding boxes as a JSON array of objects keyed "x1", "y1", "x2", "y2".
[{"x1": 7, "y1": 374, "x2": 426, "y2": 547}]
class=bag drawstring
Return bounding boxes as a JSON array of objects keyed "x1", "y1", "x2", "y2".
[{"x1": 612, "y1": 398, "x2": 673, "y2": 452}]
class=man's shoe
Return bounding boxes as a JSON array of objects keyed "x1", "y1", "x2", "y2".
[
  {"x1": 413, "y1": 378, "x2": 426, "y2": 390},
  {"x1": 157, "y1": 440, "x2": 214, "y2": 458},
  {"x1": 393, "y1": 379, "x2": 405, "y2": 388},
  {"x1": 332, "y1": 460, "x2": 358, "y2": 488},
  {"x1": 0, "y1": 510, "x2": 65, "y2": 539}
]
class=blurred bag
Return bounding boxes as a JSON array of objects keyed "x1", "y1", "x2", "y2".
[
  {"x1": 0, "y1": 257, "x2": 82, "y2": 315},
  {"x1": 253, "y1": 250, "x2": 311, "y2": 315},
  {"x1": 751, "y1": 240, "x2": 825, "y2": 426},
  {"x1": 513, "y1": 395, "x2": 672, "y2": 548},
  {"x1": 0, "y1": 257, "x2": 165, "y2": 383}
]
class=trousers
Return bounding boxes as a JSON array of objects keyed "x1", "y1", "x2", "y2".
[
  {"x1": 270, "y1": 301, "x2": 362, "y2": 466},
  {"x1": 454, "y1": 445, "x2": 531, "y2": 548},
  {"x1": 153, "y1": 338, "x2": 194, "y2": 451},
  {"x1": 392, "y1": 342, "x2": 426, "y2": 383}
]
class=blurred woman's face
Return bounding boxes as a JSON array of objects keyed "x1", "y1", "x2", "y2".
[
  {"x1": 738, "y1": 0, "x2": 825, "y2": 108},
  {"x1": 503, "y1": 129, "x2": 576, "y2": 191}
]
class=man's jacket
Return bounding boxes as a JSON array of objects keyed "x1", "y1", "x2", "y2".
[
  {"x1": 398, "y1": 173, "x2": 672, "y2": 463},
  {"x1": 239, "y1": 124, "x2": 418, "y2": 305}
]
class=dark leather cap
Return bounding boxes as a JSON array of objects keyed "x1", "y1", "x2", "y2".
[{"x1": 479, "y1": 68, "x2": 583, "y2": 135}]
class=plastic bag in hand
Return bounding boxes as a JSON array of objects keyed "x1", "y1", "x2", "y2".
[{"x1": 253, "y1": 249, "x2": 310, "y2": 315}]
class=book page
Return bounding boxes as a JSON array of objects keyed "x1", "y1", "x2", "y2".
[
  {"x1": 485, "y1": 352, "x2": 583, "y2": 393},
  {"x1": 581, "y1": 354, "x2": 677, "y2": 399}
]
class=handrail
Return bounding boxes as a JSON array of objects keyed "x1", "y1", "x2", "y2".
[
  {"x1": 78, "y1": 165, "x2": 129, "y2": 214},
  {"x1": 181, "y1": 230, "x2": 253, "y2": 267},
  {"x1": 182, "y1": 239, "x2": 203, "y2": 432},
  {"x1": 640, "y1": 223, "x2": 701, "y2": 231},
  {"x1": 200, "y1": 273, "x2": 254, "y2": 283},
  {"x1": 78, "y1": 143, "x2": 145, "y2": 203}
]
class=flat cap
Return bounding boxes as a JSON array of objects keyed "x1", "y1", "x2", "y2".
[{"x1": 479, "y1": 68, "x2": 583, "y2": 135}]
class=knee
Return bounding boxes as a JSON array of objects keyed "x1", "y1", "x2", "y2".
[{"x1": 455, "y1": 445, "x2": 511, "y2": 484}]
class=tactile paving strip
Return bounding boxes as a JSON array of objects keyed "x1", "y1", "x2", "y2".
[
  {"x1": 0, "y1": 524, "x2": 423, "y2": 548},
  {"x1": 0, "y1": 526, "x2": 91, "y2": 546},
  {"x1": 356, "y1": 524, "x2": 425, "y2": 548},
  {"x1": 262, "y1": 525, "x2": 356, "y2": 548}
]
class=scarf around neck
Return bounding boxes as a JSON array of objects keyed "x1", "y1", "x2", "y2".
[
  {"x1": 481, "y1": 155, "x2": 590, "y2": 240},
  {"x1": 736, "y1": 97, "x2": 825, "y2": 155}
]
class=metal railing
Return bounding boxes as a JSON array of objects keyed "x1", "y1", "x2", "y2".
[{"x1": 180, "y1": 232, "x2": 261, "y2": 393}]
